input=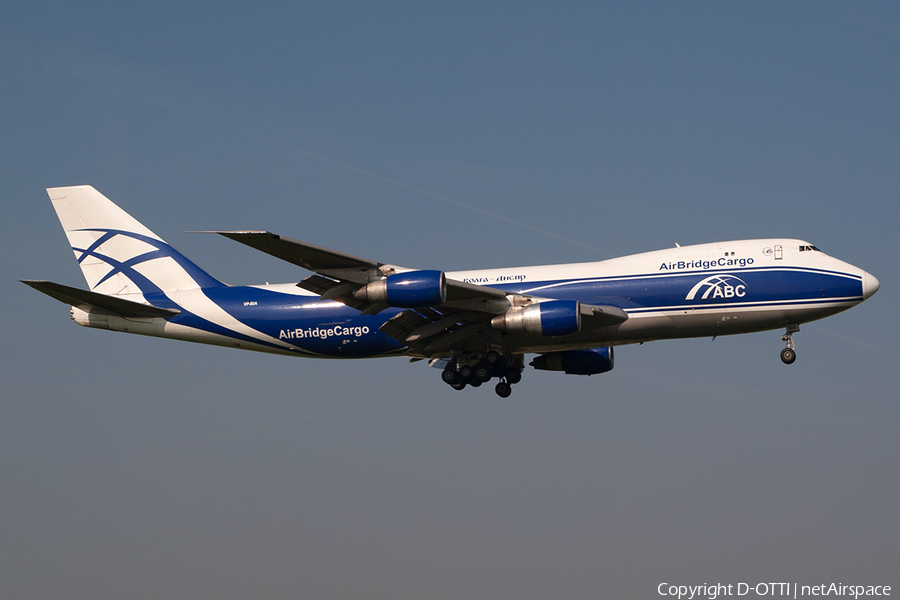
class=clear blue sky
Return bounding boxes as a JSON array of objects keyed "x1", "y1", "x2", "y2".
[{"x1": 2, "y1": 3, "x2": 898, "y2": 598}]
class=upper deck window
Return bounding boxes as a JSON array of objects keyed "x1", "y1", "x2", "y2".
[{"x1": 799, "y1": 245, "x2": 822, "y2": 252}]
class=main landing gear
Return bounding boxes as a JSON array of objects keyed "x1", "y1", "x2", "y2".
[
  {"x1": 780, "y1": 324, "x2": 799, "y2": 365},
  {"x1": 441, "y1": 350, "x2": 523, "y2": 397}
]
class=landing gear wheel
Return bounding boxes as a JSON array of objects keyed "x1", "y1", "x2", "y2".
[
  {"x1": 441, "y1": 368, "x2": 459, "y2": 384},
  {"x1": 780, "y1": 324, "x2": 799, "y2": 365},
  {"x1": 780, "y1": 347, "x2": 796, "y2": 365},
  {"x1": 505, "y1": 368, "x2": 522, "y2": 385},
  {"x1": 475, "y1": 364, "x2": 491, "y2": 382},
  {"x1": 458, "y1": 365, "x2": 475, "y2": 383},
  {"x1": 495, "y1": 382, "x2": 512, "y2": 398},
  {"x1": 450, "y1": 381, "x2": 467, "y2": 391},
  {"x1": 484, "y1": 350, "x2": 501, "y2": 368},
  {"x1": 470, "y1": 379, "x2": 483, "y2": 388}
]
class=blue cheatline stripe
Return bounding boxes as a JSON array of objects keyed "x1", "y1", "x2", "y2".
[
  {"x1": 191, "y1": 286, "x2": 409, "y2": 358},
  {"x1": 147, "y1": 286, "x2": 405, "y2": 358},
  {"x1": 516, "y1": 266, "x2": 861, "y2": 296},
  {"x1": 160, "y1": 303, "x2": 329, "y2": 357},
  {"x1": 627, "y1": 297, "x2": 860, "y2": 315}
]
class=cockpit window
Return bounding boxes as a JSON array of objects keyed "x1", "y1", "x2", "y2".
[{"x1": 799, "y1": 245, "x2": 822, "y2": 252}]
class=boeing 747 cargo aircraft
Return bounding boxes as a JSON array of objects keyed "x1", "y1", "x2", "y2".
[{"x1": 24, "y1": 186, "x2": 879, "y2": 397}]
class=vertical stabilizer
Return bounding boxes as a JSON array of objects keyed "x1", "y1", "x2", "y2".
[{"x1": 47, "y1": 186, "x2": 224, "y2": 296}]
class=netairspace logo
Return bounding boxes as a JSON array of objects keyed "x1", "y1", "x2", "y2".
[
  {"x1": 657, "y1": 582, "x2": 892, "y2": 599},
  {"x1": 686, "y1": 275, "x2": 748, "y2": 301}
]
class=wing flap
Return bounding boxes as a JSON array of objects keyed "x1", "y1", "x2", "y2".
[
  {"x1": 422, "y1": 323, "x2": 497, "y2": 354},
  {"x1": 581, "y1": 303, "x2": 629, "y2": 328},
  {"x1": 297, "y1": 274, "x2": 340, "y2": 296},
  {"x1": 445, "y1": 278, "x2": 508, "y2": 301},
  {"x1": 379, "y1": 309, "x2": 499, "y2": 355},
  {"x1": 378, "y1": 310, "x2": 430, "y2": 347}
]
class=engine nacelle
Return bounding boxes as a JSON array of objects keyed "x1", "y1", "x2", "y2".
[
  {"x1": 353, "y1": 270, "x2": 447, "y2": 307},
  {"x1": 490, "y1": 300, "x2": 581, "y2": 337},
  {"x1": 530, "y1": 347, "x2": 614, "y2": 375}
]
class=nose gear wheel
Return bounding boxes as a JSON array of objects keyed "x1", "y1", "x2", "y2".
[{"x1": 780, "y1": 324, "x2": 799, "y2": 365}]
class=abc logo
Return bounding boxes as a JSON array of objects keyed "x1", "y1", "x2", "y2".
[{"x1": 686, "y1": 275, "x2": 748, "y2": 301}]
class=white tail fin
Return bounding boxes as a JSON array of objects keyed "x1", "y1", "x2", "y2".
[{"x1": 47, "y1": 186, "x2": 223, "y2": 296}]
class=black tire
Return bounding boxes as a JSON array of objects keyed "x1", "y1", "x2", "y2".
[
  {"x1": 459, "y1": 365, "x2": 476, "y2": 382},
  {"x1": 475, "y1": 364, "x2": 491, "y2": 382},
  {"x1": 484, "y1": 350, "x2": 501, "y2": 367},
  {"x1": 470, "y1": 379, "x2": 482, "y2": 388},
  {"x1": 780, "y1": 347, "x2": 796, "y2": 365},
  {"x1": 505, "y1": 368, "x2": 522, "y2": 385},
  {"x1": 450, "y1": 381, "x2": 466, "y2": 391},
  {"x1": 441, "y1": 368, "x2": 459, "y2": 384},
  {"x1": 495, "y1": 382, "x2": 512, "y2": 398}
]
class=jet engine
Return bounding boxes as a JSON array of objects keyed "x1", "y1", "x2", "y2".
[
  {"x1": 530, "y1": 347, "x2": 614, "y2": 375},
  {"x1": 353, "y1": 270, "x2": 447, "y2": 307},
  {"x1": 490, "y1": 300, "x2": 581, "y2": 337}
]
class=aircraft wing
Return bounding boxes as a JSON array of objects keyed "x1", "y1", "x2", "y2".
[
  {"x1": 378, "y1": 301, "x2": 627, "y2": 354},
  {"x1": 214, "y1": 231, "x2": 627, "y2": 356},
  {"x1": 213, "y1": 230, "x2": 509, "y2": 308},
  {"x1": 213, "y1": 231, "x2": 384, "y2": 282}
]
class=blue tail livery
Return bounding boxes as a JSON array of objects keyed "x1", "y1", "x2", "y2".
[{"x1": 24, "y1": 185, "x2": 880, "y2": 397}]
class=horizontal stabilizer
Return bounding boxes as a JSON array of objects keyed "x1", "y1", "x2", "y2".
[{"x1": 21, "y1": 280, "x2": 180, "y2": 318}]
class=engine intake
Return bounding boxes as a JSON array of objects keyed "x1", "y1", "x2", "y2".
[
  {"x1": 530, "y1": 347, "x2": 614, "y2": 375},
  {"x1": 490, "y1": 300, "x2": 581, "y2": 337},
  {"x1": 354, "y1": 270, "x2": 447, "y2": 307}
]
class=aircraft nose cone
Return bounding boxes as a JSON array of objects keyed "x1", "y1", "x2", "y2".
[{"x1": 863, "y1": 271, "x2": 880, "y2": 299}]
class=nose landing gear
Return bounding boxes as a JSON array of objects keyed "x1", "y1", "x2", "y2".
[{"x1": 780, "y1": 324, "x2": 799, "y2": 364}]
